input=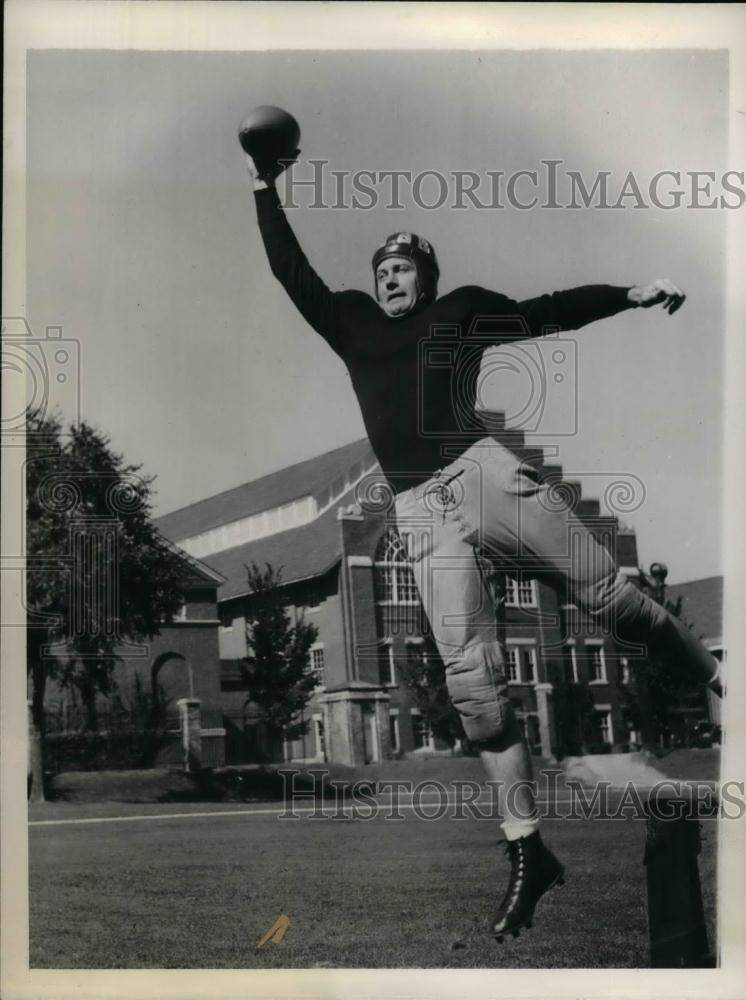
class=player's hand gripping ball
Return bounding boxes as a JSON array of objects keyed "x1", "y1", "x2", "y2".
[{"x1": 238, "y1": 105, "x2": 301, "y2": 181}]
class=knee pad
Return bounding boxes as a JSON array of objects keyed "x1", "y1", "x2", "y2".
[{"x1": 444, "y1": 640, "x2": 511, "y2": 742}]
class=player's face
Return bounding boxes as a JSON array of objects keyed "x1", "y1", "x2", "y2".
[{"x1": 376, "y1": 257, "x2": 419, "y2": 318}]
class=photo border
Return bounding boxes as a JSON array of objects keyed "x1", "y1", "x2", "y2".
[{"x1": 3, "y1": 3, "x2": 745, "y2": 998}]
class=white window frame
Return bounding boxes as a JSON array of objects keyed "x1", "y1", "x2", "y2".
[
  {"x1": 381, "y1": 638, "x2": 397, "y2": 687},
  {"x1": 566, "y1": 640, "x2": 579, "y2": 683},
  {"x1": 587, "y1": 641, "x2": 607, "y2": 684},
  {"x1": 505, "y1": 576, "x2": 538, "y2": 608},
  {"x1": 389, "y1": 709, "x2": 400, "y2": 754},
  {"x1": 595, "y1": 706, "x2": 614, "y2": 745},
  {"x1": 173, "y1": 600, "x2": 188, "y2": 623},
  {"x1": 523, "y1": 646, "x2": 538, "y2": 685},
  {"x1": 375, "y1": 529, "x2": 420, "y2": 607},
  {"x1": 506, "y1": 646, "x2": 522, "y2": 684},
  {"x1": 309, "y1": 642, "x2": 326, "y2": 690}
]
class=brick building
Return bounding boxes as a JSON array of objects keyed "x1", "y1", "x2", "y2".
[
  {"x1": 40, "y1": 544, "x2": 227, "y2": 768},
  {"x1": 156, "y1": 419, "x2": 650, "y2": 765}
]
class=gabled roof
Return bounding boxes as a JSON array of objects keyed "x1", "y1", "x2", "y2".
[
  {"x1": 204, "y1": 494, "x2": 346, "y2": 600},
  {"x1": 666, "y1": 576, "x2": 723, "y2": 645},
  {"x1": 155, "y1": 437, "x2": 374, "y2": 543},
  {"x1": 157, "y1": 533, "x2": 226, "y2": 587}
]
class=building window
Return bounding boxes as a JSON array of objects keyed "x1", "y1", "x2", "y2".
[
  {"x1": 312, "y1": 715, "x2": 326, "y2": 760},
  {"x1": 524, "y1": 646, "x2": 537, "y2": 684},
  {"x1": 309, "y1": 644, "x2": 325, "y2": 688},
  {"x1": 375, "y1": 529, "x2": 420, "y2": 606},
  {"x1": 596, "y1": 709, "x2": 613, "y2": 745},
  {"x1": 506, "y1": 646, "x2": 521, "y2": 683},
  {"x1": 389, "y1": 710, "x2": 400, "y2": 754},
  {"x1": 379, "y1": 639, "x2": 396, "y2": 687},
  {"x1": 506, "y1": 645, "x2": 537, "y2": 684},
  {"x1": 588, "y1": 643, "x2": 607, "y2": 683},
  {"x1": 505, "y1": 576, "x2": 537, "y2": 608},
  {"x1": 563, "y1": 643, "x2": 579, "y2": 683},
  {"x1": 173, "y1": 600, "x2": 188, "y2": 622},
  {"x1": 411, "y1": 709, "x2": 434, "y2": 750}
]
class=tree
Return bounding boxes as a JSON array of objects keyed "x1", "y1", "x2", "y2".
[
  {"x1": 398, "y1": 642, "x2": 467, "y2": 750},
  {"x1": 241, "y1": 562, "x2": 319, "y2": 750},
  {"x1": 26, "y1": 409, "x2": 186, "y2": 799}
]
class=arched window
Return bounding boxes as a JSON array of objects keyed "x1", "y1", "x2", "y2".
[{"x1": 374, "y1": 528, "x2": 419, "y2": 606}]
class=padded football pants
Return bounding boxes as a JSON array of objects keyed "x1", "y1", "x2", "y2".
[{"x1": 393, "y1": 438, "x2": 716, "y2": 743}]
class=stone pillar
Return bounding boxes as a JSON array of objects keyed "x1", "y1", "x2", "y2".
[
  {"x1": 177, "y1": 698, "x2": 202, "y2": 773},
  {"x1": 534, "y1": 683, "x2": 557, "y2": 760},
  {"x1": 323, "y1": 693, "x2": 354, "y2": 765},
  {"x1": 320, "y1": 686, "x2": 390, "y2": 765}
]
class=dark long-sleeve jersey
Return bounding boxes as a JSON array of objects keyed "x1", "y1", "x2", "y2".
[{"x1": 255, "y1": 186, "x2": 633, "y2": 490}]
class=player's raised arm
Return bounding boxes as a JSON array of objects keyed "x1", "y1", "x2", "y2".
[
  {"x1": 511, "y1": 279, "x2": 686, "y2": 339},
  {"x1": 244, "y1": 150, "x2": 339, "y2": 348}
]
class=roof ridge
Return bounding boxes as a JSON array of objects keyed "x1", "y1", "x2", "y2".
[{"x1": 156, "y1": 436, "x2": 371, "y2": 522}]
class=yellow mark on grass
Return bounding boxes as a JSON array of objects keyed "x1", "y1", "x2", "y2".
[{"x1": 257, "y1": 914, "x2": 290, "y2": 947}]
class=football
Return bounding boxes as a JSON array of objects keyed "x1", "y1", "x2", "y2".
[{"x1": 238, "y1": 105, "x2": 301, "y2": 161}]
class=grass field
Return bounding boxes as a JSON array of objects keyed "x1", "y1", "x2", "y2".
[{"x1": 29, "y1": 791, "x2": 719, "y2": 969}]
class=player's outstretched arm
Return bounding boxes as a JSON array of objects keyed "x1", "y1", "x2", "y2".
[
  {"x1": 627, "y1": 278, "x2": 686, "y2": 315},
  {"x1": 245, "y1": 152, "x2": 339, "y2": 347},
  {"x1": 513, "y1": 277, "x2": 686, "y2": 340}
]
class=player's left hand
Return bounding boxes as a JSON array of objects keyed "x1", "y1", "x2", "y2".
[{"x1": 627, "y1": 279, "x2": 686, "y2": 315}]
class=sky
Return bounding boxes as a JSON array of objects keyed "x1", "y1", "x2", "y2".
[{"x1": 25, "y1": 48, "x2": 728, "y2": 584}]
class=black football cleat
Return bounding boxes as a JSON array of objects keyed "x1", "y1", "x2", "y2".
[{"x1": 491, "y1": 831, "x2": 565, "y2": 941}]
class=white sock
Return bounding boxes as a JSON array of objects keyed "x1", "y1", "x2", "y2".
[{"x1": 501, "y1": 815, "x2": 540, "y2": 842}]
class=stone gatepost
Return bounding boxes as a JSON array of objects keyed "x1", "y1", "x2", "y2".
[
  {"x1": 534, "y1": 683, "x2": 557, "y2": 760},
  {"x1": 177, "y1": 698, "x2": 202, "y2": 773},
  {"x1": 320, "y1": 685, "x2": 391, "y2": 765},
  {"x1": 374, "y1": 697, "x2": 392, "y2": 761}
]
